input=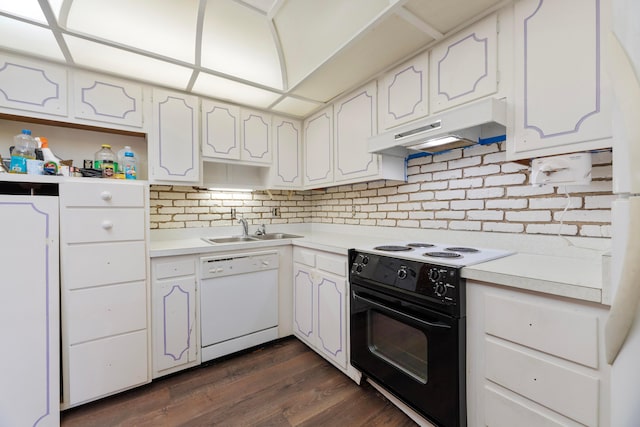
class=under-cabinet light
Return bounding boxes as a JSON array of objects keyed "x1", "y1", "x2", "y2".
[
  {"x1": 406, "y1": 135, "x2": 476, "y2": 152},
  {"x1": 206, "y1": 187, "x2": 254, "y2": 192}
]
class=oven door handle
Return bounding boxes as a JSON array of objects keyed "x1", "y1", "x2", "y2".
[{"x1": 353, "y1": 292, "x2": 452, "y2": 330}]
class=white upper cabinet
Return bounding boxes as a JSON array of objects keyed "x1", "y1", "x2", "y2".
[
  {"x1": 430, "y1": 14, "x2": 498, "y2": 113},
  {"x1": 72, "y1": 71, "x2": 145, "y2": 129},
  {"x1": 201, "y1": 99, "x2": 241, "y2": 160},
  {"x1": 304, "y1": 83, "x2": 405, "y2": 189},
  {"x1": 241, "y1": 108, "x2": 272, "y2": 164},
  {"x1": 0, "y1": 53, "x2": 68, "y2": 118},
  {"x1": 509, "y1": 0, "x2": 612, "y2": 160},
  {"x1": 149, "y1": 88, "x2": 200, "y2": 183},
  {"x1": 334, "y1": 81, "x2": 379, "y2": 182},
  {"x1": 270, "y1": 115, "x2": 302, "y2": 188},
  {"x1": 378, "y1": 51, "x2": 429, "y2": 130},
  {"x1": 303, "y1": 105, "x2": 334, "y2": 188}
]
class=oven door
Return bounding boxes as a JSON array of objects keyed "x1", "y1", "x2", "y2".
[{"x1": 350, "y1": 282, "x2": 465, "y2": 427}]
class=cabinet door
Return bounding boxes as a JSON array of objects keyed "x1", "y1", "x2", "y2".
[
  {"x1": 303, "y1": 106, "x2": 333, "y2": 188},
  {"x1": 293, "y1": 264, "x2": 315, "y2": 345},
  {"x1": 430, "y1": 14, "x2": 498, "y2": 113},
  {"x1": 202, "y1": 99, "x2": 241, "y2": 160},
  {"x1": 152, "y1": 276, "x2": 198, "y2": 376},
  {"x1": 0, "y1": 53, "x2": 67, "y2": 118},
  {"x1": 271, "y1": 115, "x2": 302, "y2": 188},
  {"x1": 510, "y1": 0, "x2": 612, "y2": 159},
  {"x1": 73, "y1": 71, "x2": 144, "y2": 128},
  {"x1": 241, "y1": 108, "x2": 272, "y2": 164},
  {"x1": 334, "y1": 82, "x2": 379, "y2": 183},
  {"x1": 0, "y1": 196, "x2": 59, "y2": 427},
  {"x1": 316, "y1": 271, "x2": 347, "y2": 369},
  {"x1": 379, "y1": 50, "x2": 429, "y2": 130},
  {"x1": 150, "y1": 88, "x2": 200, "y2": 183}
]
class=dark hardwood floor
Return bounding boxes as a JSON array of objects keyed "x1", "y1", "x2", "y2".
[{"x1": 61, "y1": 337, "x2": 418, "y2": 426}]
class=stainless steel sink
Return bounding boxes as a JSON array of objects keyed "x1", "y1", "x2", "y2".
[
  {"x1": 203, "y1": 236, "x2": 260, "y2": 244},
  {"x1": 254, "y1": 233, "x2": 303, "y2": 240}
]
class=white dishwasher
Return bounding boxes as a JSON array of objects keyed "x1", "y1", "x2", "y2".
[{"x1": 200, "y1": 250, "x2": 279, "y2": 362}]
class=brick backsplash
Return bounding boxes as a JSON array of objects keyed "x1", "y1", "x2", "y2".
[{"x1": 150, "y1": 143, "x2": 613, "y2": 238}]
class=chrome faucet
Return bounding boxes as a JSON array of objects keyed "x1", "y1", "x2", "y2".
[{"x1": 238, "y1": 218, "x2": 248, "y2": 237}]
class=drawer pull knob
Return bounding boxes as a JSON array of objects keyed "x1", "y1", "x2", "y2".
[
  {"x1": 101, "y1": 220, "x2": 113, "y2": 230},
  {"x1": 101, "y1": 191, "x2": 113, "y2": 201}
]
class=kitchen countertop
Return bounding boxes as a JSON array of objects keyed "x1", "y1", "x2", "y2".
[{"x1": 150, "y1": 224, "x2": 611, "y2": 304}]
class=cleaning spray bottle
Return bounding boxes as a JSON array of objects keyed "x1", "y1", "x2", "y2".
[{"x1": 37, "y1": 137, "x2": 61, "y2": 175}]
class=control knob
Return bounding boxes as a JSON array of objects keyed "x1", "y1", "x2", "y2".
[
  {"x1": 355, "y1": 264, "x2": 363, "y2": 273},
  {"x1": 397, "y1": 266, "x2": 408, "y2": 279},
  {"x1": 428, "y1": 268, "x2": 441, "y2": 282},
  {"x1": 434, "y1": 283, "x2": 447, "y2": 297}
]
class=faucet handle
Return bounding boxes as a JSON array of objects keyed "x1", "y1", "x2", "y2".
[{"x1": 256, "y1": 223, "x2": 266, "y2": 235}]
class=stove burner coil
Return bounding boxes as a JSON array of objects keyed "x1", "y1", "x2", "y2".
[
  {"x1": 407, "y1": 243, "x2": 436, "y2": 248},
  {"x1": 423, "y1": 251, "x2": 462, "y2": 259},
  {"x1": 373, "y1": 245, "x2": 413, "y2": 252},
  {"x1": 445, "y1": 247, "x2": 479, "y2": 253}
]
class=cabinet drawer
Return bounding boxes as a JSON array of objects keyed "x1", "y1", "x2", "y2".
[
  {"x1": 316, "y1": 253, "x2": 347, "y2": 277},
  {"x1": 61, "y1": 181, "x2": 145, "y2": 207},
  {"x1": 153, "y1": 257, "x2": 196, "y2": 279},
  {"x1": 63, "y1": 241, "x2": 146, "y2": 290},
  {"x1": 62, "y1": 208, "x2": 145, "y2": 243},
  {"x1": 67, "y1": 330, "x2": 148, "y2": 405},
  {"x1": 485, "y1": 339, "x2": 599, "y2": 426},
  {"x1": 484, "y1": 293, "x2": 598, "y2": 368},
  {"x1": 65, "y1": 281, "x2": 147, "y2": 344},
  {"x1": 293, "y1": 248, "x2": 316, "y2": 267},
  {"x1": 484, "y1": 387, "x2": 566, "y2": 427}
]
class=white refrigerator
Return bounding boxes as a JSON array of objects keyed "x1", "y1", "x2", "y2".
[{"x1": 607, "y1": 0, "x2": 640, "y2": 425}]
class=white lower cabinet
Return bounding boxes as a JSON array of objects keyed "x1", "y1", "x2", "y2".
[
  {"x1": 292, "y1": 248, "x2": 360, "y2": 383},
  {"x1": 151, "y1": 255, "x2": 199, "y2": 378},
  {"x1": 0, "y1": 193, "x2": 59, "y2": 427},
  {"x1": 466, "y1": 281, "x2": 610, "y2": 427},
  {"x1": 60, "y1": 180, "x2": 150, "y2": 409}
]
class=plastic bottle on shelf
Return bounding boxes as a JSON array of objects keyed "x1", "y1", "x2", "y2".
[
  {"x1": 117, "y1": 146, "x2": 133, "y2": 174},
  {"x1": 9, "y1": 129, "x2": 37, "y2": 174},
  {"x1": 122, "y1": 150, "x2": 137, "y2": 180},
  {"x1": 94, "y1": 144, "x2": 116, "y2": 178}
]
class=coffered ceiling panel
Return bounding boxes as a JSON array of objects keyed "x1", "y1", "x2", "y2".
[
  {"x1": 65, "y1": 0, "x2": 200, "y2": 64},
  {"x1": 0, "y1": 16, "x2": 64, "y2": 61},
  {"x1": 201, "y1": 0, "x2": 282, "y2": 89},
  {"x1": 64, "y1": 35, "x2": 194, "y2": 90}
]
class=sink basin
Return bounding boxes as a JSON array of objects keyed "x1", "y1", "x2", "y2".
[
  {"x1": 254, "y1": 233, "x2": 303, "y2": 240},
  {"x1": 203, "y1": 236, "x2": 260, "y2": 244}
]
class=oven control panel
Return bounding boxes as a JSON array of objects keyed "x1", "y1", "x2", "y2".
[{"x1": 349, "y1": 250, "x2": 463, "y2": 312}]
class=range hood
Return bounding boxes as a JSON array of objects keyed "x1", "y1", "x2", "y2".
[{"x1": 369, "y1": 98, "x2": 507, "y2": 157}]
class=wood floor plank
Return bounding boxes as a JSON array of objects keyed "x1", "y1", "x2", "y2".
[{"x1": 61, "y1": 337, "x2": 418, "y2": 427}]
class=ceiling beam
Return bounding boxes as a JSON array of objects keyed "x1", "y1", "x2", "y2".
[
  {"x1": 267, "y1": 0, "x2": 287, "y2": 21},
  {"x1": 38, "y1": 0, "x2": 74, "y2": 63},
  {"x1": 186, "y1": 0, "x2": 207, "y2": 92}
]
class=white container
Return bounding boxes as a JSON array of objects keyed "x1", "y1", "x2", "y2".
[{"x1": 26, "y1": 159, "x2": 44, "y2": 175}]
